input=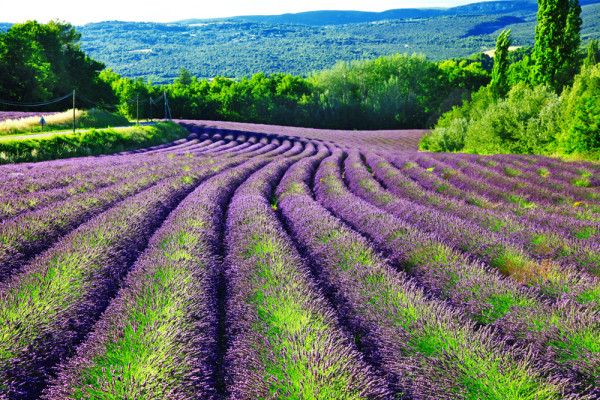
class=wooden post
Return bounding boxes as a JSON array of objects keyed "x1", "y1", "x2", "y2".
[
  {"x1": 73, "y1": 90, "x2": 76, "y2": 133},
  {"x1": 149, "y1": 97, "x2": 152, "y2": 121},
  {"x1": 136, "y1": 95, "x2": 139, "y2": 125}
]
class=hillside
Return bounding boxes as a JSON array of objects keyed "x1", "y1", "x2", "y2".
[{"x1": 73, "y1": 1, "x2": 600, "y2": 84}]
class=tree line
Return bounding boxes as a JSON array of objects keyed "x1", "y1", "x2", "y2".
[{"x1": 100, "y1": 52, "x2": 491, "y2": 130}]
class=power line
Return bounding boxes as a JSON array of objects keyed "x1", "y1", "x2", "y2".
[
  {"x1": 0, "y1": 92, "x2": 72, "y2": 107},
  {"x1": 0, "y1": 91, "x2": 174, "y2": 120},
  {"x1": 77, "y1": 93, "x2": 121, "y2": 110}
]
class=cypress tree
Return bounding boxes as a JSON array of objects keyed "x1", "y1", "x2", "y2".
[
  {"x1": 490, "y1": 29, "x2": 512, "y2": 98},
  {"x1": 532, "y1": 0, "x2": 582, "y2": 91}
]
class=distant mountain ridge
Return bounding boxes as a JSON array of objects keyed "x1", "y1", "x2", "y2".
[
  {"x1": 177, "y1": 1, "x2": 540, "y2": 26},
  {"x1": 227, "y1": 0, "x2": 598, "y2": 25}
]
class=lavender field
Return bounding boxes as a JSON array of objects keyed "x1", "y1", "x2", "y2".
[
  {"x1": 0, "y1": 111, "x2": 59, "y2": 123},
  {"x1": 0, "y1": 120, "x2": 599, "y2": 399}
]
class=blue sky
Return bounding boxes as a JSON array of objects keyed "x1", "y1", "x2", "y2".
[{"x1": 3, "y1": 0, "x2": 503, "y2": 25}]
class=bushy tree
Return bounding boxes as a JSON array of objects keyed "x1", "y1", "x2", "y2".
[
  {"x1": 420, "y1": 85, "x2": 495, "y2": 152},
  {"x1": 437, "y1": 58, "x2": 490, "y2": 92},
  {"x1": 0, "y1": 20, "x2": 115, "y2": 108},
  {"x1": 463, "y1": 84, "x2": 560, "y2": 154},
  {"x1": 310, "y1": 54, "x2": 444, "y2": 129},
  {"x1": 422, "y1": 84, "x2": 561, "y2": 154},
  {"x1": 506, "y1": 47, "x2": 534, "y2": 86},
  {"x1": 310, "y1": 53, "x2": 489, "y2": 129},
  {"x1": 419, "y1": 117, "x2": 469, "y2": 152},
  {"x1": 0, "y1": 29, "x2": 53, "y2": 102}
]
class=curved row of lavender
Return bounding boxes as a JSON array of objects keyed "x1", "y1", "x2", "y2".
[{"x1": 0, "y1": 119, "x2": 598, "y2": 399}]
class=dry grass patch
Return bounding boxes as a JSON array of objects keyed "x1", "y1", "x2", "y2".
[{"x1": 0, "y1": 109, "x2": 129, "y2": 136}]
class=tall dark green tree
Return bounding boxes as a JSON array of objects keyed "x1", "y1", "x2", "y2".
[
  {"x1": 175, "y1": 67, "x2": 194, "y2": 85},
  {"x1": 531, "y1": 0, "x2": 582, "y2": 91},
  {"x1": 490, "y1": 29, "x2": 512, "y2": 98}
]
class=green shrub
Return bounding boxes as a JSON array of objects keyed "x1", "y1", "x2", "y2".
[
  {"x1": 421, "y1": 86, "x2": 495, "y2": 152},
  {"x1": 467, "y1": 84, "x2": 559, "y2": 154},
  {"x1": 557, "y1": 64, "x2": 600, "y2": 154},
  {"x1": 421, "y1": 60, "x2": 600, "y2": 162},
  {"x1": 423, "y1": 84, "x2": 560, "y2": 154},
  {"x1": 420, "y1": 117, "x2": 469, "y2": 152}
]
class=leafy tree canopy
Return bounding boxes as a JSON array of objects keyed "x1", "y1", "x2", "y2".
[{"x1": 0, "y1": 20, "x2": 116, "y2": 108}]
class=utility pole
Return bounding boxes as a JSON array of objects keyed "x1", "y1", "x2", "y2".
[
  {"x1": 136, "y1": 95, "x2": 139, "y2": 125},
  {"x1": 73, "y1": 90, "x2": 76, "y2": 133},
  {"x1": 149, "y1": 96, "x2": 152, "y2": 122},
  {"x1": 164, "y1": 91, "x2": 167, "y2": 121}
]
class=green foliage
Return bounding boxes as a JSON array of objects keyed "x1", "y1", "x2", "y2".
[
  {"x1": 584, "y1": 39, "x2": 599, "y2": 67},
  {"x1": 175, "y1": 67, "x2": 193, "y2": 86},
  {"x1": 432, "y1": 56, "x2": 492, "y2": 125},
  {"x1": 0, "y1": 21, "x2": 116, "y2": 108},
  {"x1": 0, "y1": 122, "x2": 188, "y2": 164},
  {"x1": 311, "y1": 54, "x2": 445, "y2": 129},
  {"x1": 490, "y1": 30, "x2": 513, "y2": 98},
  {"x1": 532, "y1": 0, "x2": 582, "y2": 91},
  {"x1": 423, "y1": 84, "x2": 561, "y2": 154},
  {"x1": 557, "y1": 63, "x2": 600, "y2": 153},
  {"x1": 420, "y1": 85, "x2": 496, "y2": 152},
  {"x1": 507, "y1": 56, "x2": 533, "y2": 86},
  {"x1": 102, "y1": 53, "x2": 490, "y2": 130},
  {"x1": 0, "y1": 26, "x2": 53, "y2": 102},
  {"x1": 463, "y1": 84, "x2": 561, "y2": 154},
  {"x1": 422, "y1": 62, "x2": 600, "y2": 158},
  {"x1": 562, "y1": 0, "x2": 584, "y2": 81},
  {"x1": 419, "y1": 117, "x2": 469, "y2": 152}
]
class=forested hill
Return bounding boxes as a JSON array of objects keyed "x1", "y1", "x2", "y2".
[
  {"x1": 6, "y1": 0, "x2": 596, "y2": 84},
  {"x1": 179, "y1": 1, "x2": 540, "y2": 26},
  {"x1": 180, "y1": 0, "x2": 600, "y2": 26}
]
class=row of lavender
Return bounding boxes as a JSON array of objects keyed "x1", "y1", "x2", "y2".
[
  {"x1": 0, "y1": 131, "x2": 296, "y2": 282},
  {"x1": 0, "y1": 127, "x2": 303, "y2": 398},
  {"x1": 312, "y1": 149, "x2": 599, "y2": 396},
  {"x1": 1, "y1": 119, "x2": 599, "y2": 398},
  {"x1": 277, "y1": 148, "x2": 591, "y2": 398}
]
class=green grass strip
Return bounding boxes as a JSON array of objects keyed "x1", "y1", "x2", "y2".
[{"x1": 0, "y1": 121, "x2": 189, "y2": 164}]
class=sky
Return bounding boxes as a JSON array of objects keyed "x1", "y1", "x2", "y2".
[{"x1": 1, "y1": 0, "x2": 502, "y2": 25}]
